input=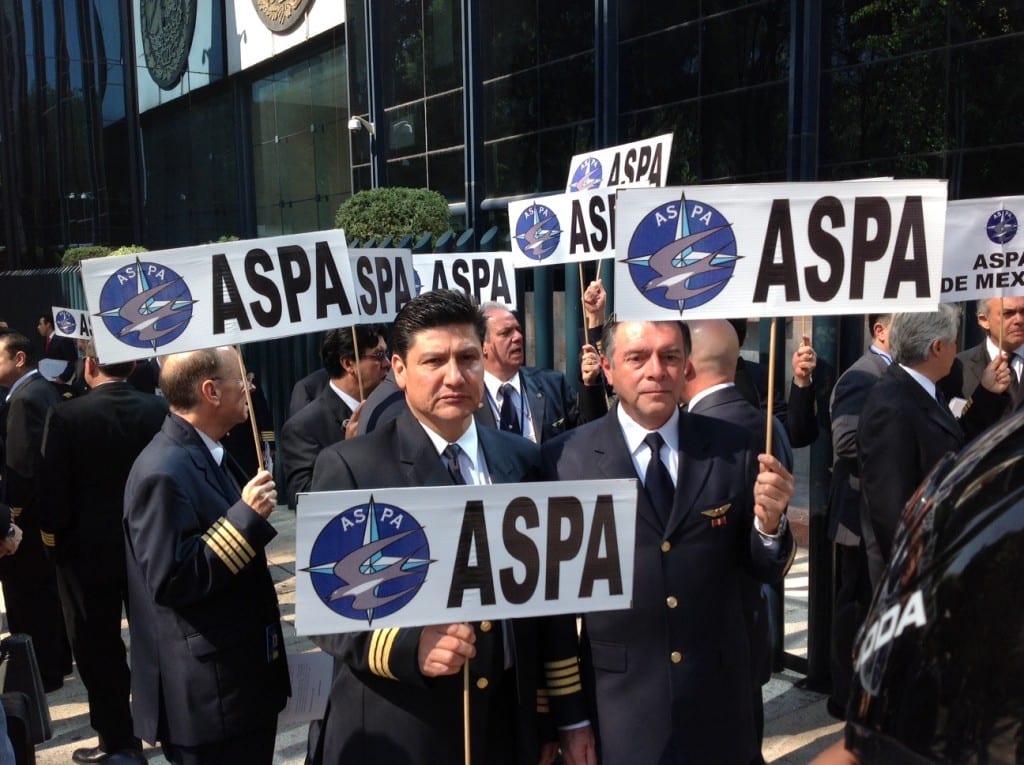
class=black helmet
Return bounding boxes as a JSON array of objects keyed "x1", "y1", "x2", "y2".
[{"x1": 846, "y1": 407, "x2": 1024, "y2": 763}]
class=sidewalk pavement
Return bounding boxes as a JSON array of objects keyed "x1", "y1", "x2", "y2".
[{"x1": 26, "y1": 500, "x2": 841, "y2": 764}]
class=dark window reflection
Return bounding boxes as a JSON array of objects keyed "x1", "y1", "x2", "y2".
[
  {"x1": 379, "y1": 1, "x2": 424, "y2": 107},
  {"x1": 388, "y1": 155, "x2": 428, "y2": 187},
  {"x1": 429, "y1": 149, "x2": 466, "y2": 200},
  {"x1": 538, "y1": 0, "x2": 594, "y2": 62},
  {"x1": 701, "y1": 85, "x2": 787, "y2": 181},
  {"x1": 425, "y1": 0, "x2": 462, "y2": 94},
  {"x1": 386, "y1": 101, "x2": 426, "y2": 157},
  {"x1": 487, "y1": 134, "x2": 538, "y2": 197},
  {"x1": 620, "y1": 24, "x2": 699, "y2": 113},
  {"x1": 620, "y1": 1, "x2": 698, "y2": 41},
  {"x1": 701, "y1": 4, "x2": 789, "y2": 94},
  {"x1": 480, "y1": 0, "x2": 538, "y2": 79},
  {"x1": 951, "y1": 38, "x2": 1024, "y2": 150},
  {"x1": 425, "y1": 90, "x2": 465, "y2": 150}
]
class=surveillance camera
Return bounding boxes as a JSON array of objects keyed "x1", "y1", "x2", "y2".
[{"x1": 348, "y1": 117, "x2": 362, "y2": 132}]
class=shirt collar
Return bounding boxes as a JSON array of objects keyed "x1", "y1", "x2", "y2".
[
  {"x1": 616, "y1": 404, "x2": 680, "y2": 458},
  {"x1": 418, "y1": 418, "x2": 482, "y2": 472},
  {"x1": 194, "y1": 426, "x2": 225, "y2": 465},
  {"x1": 899, "y1": 364, "x2": 937, "y2": 400},
  {"x1": 329, "y1": 380, "x2": 361, "y2": 413},
  {"x1": 869, "y1": 344, "x2": 892, "y2": 365},
  {"x1": 484, "y1": 370, "x2": 521, "y2": 401},
  {"x1": 687, "y1": 382, "x2": 734, "y2": 410}
]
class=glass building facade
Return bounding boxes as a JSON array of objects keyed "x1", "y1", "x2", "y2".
[{"x1": 1, "y1": 1, "x2": 1024, "y2": 268}]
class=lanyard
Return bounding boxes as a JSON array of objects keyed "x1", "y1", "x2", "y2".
[{"x1": 486, "y1": 378, "x2": 531, "y2": 439}]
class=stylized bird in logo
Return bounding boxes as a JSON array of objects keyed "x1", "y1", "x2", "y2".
[
  {"x1": 624, "y1": 194, "x2": 739, "y2": 311},
  {"x1": 515, "y1": 207, "x2": 561, "y2": 261},
  {"x1": 99, "y1": 257, "x2": 196, "y2": 350},
  {"x1": 305, "y1": 496, "x2": 433, "y2": 625},
  {"x1": 572, "y1": 160, "x2": 601, "y2": 192}
]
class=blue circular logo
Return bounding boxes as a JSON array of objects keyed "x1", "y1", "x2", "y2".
[
  {"x1": 623, "y1": 199, "x2": 739, "y2": 312},
  {"x1": 413, "y1": 266, "x2": 424, "y2": 296},
  {"x1": 97, "y1": 259, "x2": 195, "y2": 350},
  {"x1": 570, "y1": 157, "x2": 603, "y2": 192},
  {"x1": 305, "y1": 496, "x2": 434, "y2": 625},
  {"x1": 54, "y1": 310, "x2": 77, "y2": 336},
  {"x1": 986, "y1": 209, "x2": 1018, "y2": 245},
  {"x1": 514, "y1": 204, "x2": 562, "y2": 262}
]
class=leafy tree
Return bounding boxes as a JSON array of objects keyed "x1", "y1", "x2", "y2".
[
  {"x1": 61, "y1": 245, "x2": 111, "y2": 267},
  {"x1": 335, "y1": 188, "x2": 451, "y2": 242}
]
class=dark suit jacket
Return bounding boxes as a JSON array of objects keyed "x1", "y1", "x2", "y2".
[
  {"x1": 309, "y1": 411, "x2": 587, "y2": 765},
  {"x1": 43, "y1": 334, "x2": 77, "y2": 382},
  {"x1": 543, "y1": 407, "x2": 795, "y2": 765},
  {"x1": 38, "y1": 381, "x2": 167, "y2": 571},
  {"x1": 280, "y1": 384, "x2": 353, "y2": 500},
  {"x1": 475, "y1": 366, "x2": 579, "y2": 443},
  {"x1": 735, "y1": 357, "x2": 819, "y2": 448},
  {"x1": 0, "y1": 372, "x2": 60, "y2": 532},
  {"x1": 289, "y1": 368, "x2": 331, "y2": 418},
  {"x1": 939, "y1": 340, "x2": 1022, "y2": 439},
  {"x1": 355, "y1": 371, "x2": 406, "y2": 435},
  {"x1": 123, "y1": 414, "x2": 289, "y2": 746},
  {"x1": 858, "y1": 364, "x2": 964, "y2": 586},
  {"x1": 827, "y1": 349, "x2": 889, "y2": 541}
]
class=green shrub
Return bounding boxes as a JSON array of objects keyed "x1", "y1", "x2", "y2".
[
  {"x1": 109, "y1": 244, "x2": 149, "y2": 257},
  {"x1": 61, "y1": 245, "x2": 111, "y2": 267},
  {"x1": 335, "y1": 187, "x2": 451, "y2": 243}
]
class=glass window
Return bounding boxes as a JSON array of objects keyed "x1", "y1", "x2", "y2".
[
  {"x1": 425, "y1": 0, "x2": 462, "y2": 94},
  {"x1": 700, "y1": 4, "x2": 789, "y2": 95},
  {"x1": 620, "y1": 25, "x2": 699, "y2": 113},
  {"x1": 619, "y1": 1, "x2": 698, "y2": 42},
  {"x1": 480, "y1": 0, "x2": 537, "y2": 79},
  {"x1": 538, "y1": 0, "x2": 594, "y2": 62},
  {"x1": 387, "y1": 155, "x2": 428, "y2": 187},
  {"x1": 425, "y1": 90, "x2": 465, "y2": 151},
  {"x1": 379, "y1": 1, "x2": 424, "y2": 107},
  {"x1": 951, "y1": 38, "x2": 1024, "y2": 149},
  {"x1": 385, "y1": 101, "x2": 426, "y2": 158},
  {"x1": 428, "y1": 148, "x2": 466, "y2": 201},
  {"x1": 701, "y1": 84, "x2": 788, "y2": 181}
]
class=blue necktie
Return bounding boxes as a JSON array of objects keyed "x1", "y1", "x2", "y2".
[
  {"x1": 442, "y1": 444, "x2": 467, "y2": 485},
  {"x1": 498, "y1": 383, "x2": 520, "y2": 434},
  {"x1": 643, "y1": 432, "x2": 674, "y2": 527}
]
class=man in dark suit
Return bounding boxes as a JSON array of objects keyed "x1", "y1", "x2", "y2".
[
  {"x1": 682, "y1": 320, "x2": 793, "y2": 761},
  {"x1": 123, "y1": 347, "x2": 289, "y2": 764},
  {"x1": 476, "y1": 303, "x2": 579, "y2": 443},
  {"x1": 0, "y1": 328, "x2": 72, "y2": 691},
  {"x1": 37, "y1": 312, "x2": 78, "y2": 384},
  {"x1": 940, "y1": 296, "x2": 1024, "y2": 436},
  {"x1": 859, "y1": 305, "x2": 1012, "y2": 588},
  {"x1": 39, "y1": 343, "x2": 167, "y2": 764},
  {"x1": 543, "y1": 319, "x2": 795, "y2": 765},
  {"x1": 309, "y1": 290, "x2": 594, "y2": 765},
  {"x1": 280, "y1": 325, "x2": 389, "y2": 500},
  {"x1": 826, "y1": 313, "x2": 892, "y2": 717}
]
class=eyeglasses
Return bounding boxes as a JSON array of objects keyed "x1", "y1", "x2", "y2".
[
  {"x1": 211, "y1": 376, "x2": 250, "y2": 390},
  {"x1": 362, "y1": 350, "x2": 390, "y2": 364}
]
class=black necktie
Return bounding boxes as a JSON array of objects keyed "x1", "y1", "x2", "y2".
[
  {"x1": 219, "y1": 454, "x2": 242, "y2": 495},
  {"x1": 498, "y1": 383, "x2": 520, "y2": 434},
  {"x1": 442, "y1": 444, "x2": 468, "y2": 485},
  {"x1": 643, "y1": 432, "x2": 674, "y2": 527}
]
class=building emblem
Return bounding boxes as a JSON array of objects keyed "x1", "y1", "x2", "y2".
[
  {"x1": 139, "y1": 0, "x2": 197, "y2": 90},
  {"x1": 252, "y1": 0, "x2": 314, "y2": 33}
]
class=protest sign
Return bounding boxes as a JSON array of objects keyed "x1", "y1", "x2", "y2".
[
  {"x1": 612, "y1": 180, "x2": 947, "y2": 320},
  {"x1": 295, "y1": 479, "x2": 638, "y2": 635},
  {"x1": 507, "y1": 188, "x2": 618, "y2": 268},
  {"x1": 51, "y1": 306, "x2": 92, "y2": 339},
  {"x1": 411, "y1": 252, "x2": 518, "y2": 307},
  {"x1": 349, "y1": 248, "x2": 414, "y2": 323},
  {"x1": 941, "y1": 196, "x2": 1024, "y2": 301},
  {"x1": 565, "y1": 134, "x2": 674, "y2": 192},
  {"x1": 81, "y1": 230, "x2": 357, "y2": 364}
]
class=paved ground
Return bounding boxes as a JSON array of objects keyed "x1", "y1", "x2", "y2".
[{"x1": 24, "y1": 478, "x2": 841, "y2": 764}]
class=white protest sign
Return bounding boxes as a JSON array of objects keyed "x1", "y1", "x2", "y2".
[
  {"x1": 295, "y1": 479, "x2": 637, "y2": 635},
  {"x1": 411, "y1": 252, "x2": 518, "y2": 308},
  {"x1": 349, "y1": 248, "x2": 414, "y2": 323},
  {"x1": 507, "y1": 188, "x2": 618, "y2": 268},
  {"x1": 612, "y1": 180, "x2": 947, "y2": 320},
  {"x1": 941, "y1": 196, "x2": 1024, "y2": 301},
  {"x1": 565, "y1": 134, "x2": 674, "y2": 192},
  {"x1": 81, "y1": 231, "x2": 357, "y2": 364},
  {"x1": 51, "y1": 306, "x2": 92, "y2": 339}
]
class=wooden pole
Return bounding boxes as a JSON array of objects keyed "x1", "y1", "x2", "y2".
[
  {"x1": 463, "y1": 661, "x2": 471, "y2": 765},
  {"x1": 765, "y1": 317, "x2": 777, "y2": 456},
  {"x1": 579, "y1": 262, "x2": 588, "y2": 327},
  {"x1": 999, "y1": 297, "x2": 1005, "y2": 352},
  {"x1": 351, "y1": 326, "x2": 366, "y2": 401},
  {"x1": 235, "y1": 346, "x2": 265, "y2": 472}
]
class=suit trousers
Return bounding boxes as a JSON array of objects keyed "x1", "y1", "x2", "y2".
[
  {"x1": 162, "y1": 722, "x2": 277, "y2": 765},
  {"x1": 55, "y1": 564, "x2": 136, "y2": 749}
]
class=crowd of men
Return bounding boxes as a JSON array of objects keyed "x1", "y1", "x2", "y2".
[{"x1": 0, "y1": 291, "x2": 1020, "y2": 765}]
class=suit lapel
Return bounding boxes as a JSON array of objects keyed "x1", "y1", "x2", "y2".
[
  {"x1": 592, "y1": 410, "x2": 664, "y2": 536},
  {"x1": 395, "y1": 412, "x2": 453, "y2": 487},
  {"x1": 321, "y1": 387, "x2": 353, "y2": 429},
  {"x1": 522, "y1": 369, "x2": 545, "y2": 442},
  {"x1": 167, "y1": 415, "x2": 238, "y2": 501},
  {"x1": 896, "y1": 366, "x2": 961, "y2": 442},
  {"x1": 664, "y1": 413, "x2": 714, "y2": 537},
  {"x1": 478, "y1": 427, "x2": 518, "y2": 483}
]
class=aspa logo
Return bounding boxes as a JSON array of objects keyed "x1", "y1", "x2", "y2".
[
  {"x1": 304, "y1": 496, "x2": 434, "y2": 625},
  {"x1": 570, "y1": 157, "x2": 603, "y2": 192},
  {"x1": 623, "y1": 196, "x2": 739, "y2": 312},
  {"x1": 97, "y1": 258, "x2": 196, "y2": 351},
  {"x1": 987, "y1": 209, "x2": 1018, "y2": 245},
  {"x1": 54, "y1": 309, "x2": 77, "y2": 336},
  {"x1": 514, "y1": 204, "x2": 562, "y2": 261}
]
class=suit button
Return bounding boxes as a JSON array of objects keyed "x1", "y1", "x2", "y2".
[
  {"x1": 476, "y1": 677, "x2": 489, "y2": 690},
  {"x1": 670, "y1": 651, "x2": 683, "y2": 664},
  {"x1": 660, "y1": 541, "x2": 671, "y2": 552},
  {"x1": 666, "y1": 596, "x2": 678, "y2": 609},
  {"x1": 479, "y1": 620, "x2": 492, "y2": 633}
]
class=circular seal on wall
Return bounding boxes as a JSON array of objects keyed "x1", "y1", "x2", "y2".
[
  {"x1": 139, "y1": 0, "x2": 197, "y2": 90},
  {"x1": 252, "y1": 0, "x2": 314, "y2": 33}
]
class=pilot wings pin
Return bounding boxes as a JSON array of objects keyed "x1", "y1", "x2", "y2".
[{"x1": 701, "y1": 504, "x2": 730, "y2": 528}]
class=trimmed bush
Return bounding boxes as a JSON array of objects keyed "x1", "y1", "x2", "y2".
[
  {"x1": 61, "y1": 245, "x2": 111, "y2": 267},
  {"x1": 335, "y1": 187, "x2": 451, "y2": 242},
  {"x1": 109, "y1": 244, "x2": 148, "y2": 257}
]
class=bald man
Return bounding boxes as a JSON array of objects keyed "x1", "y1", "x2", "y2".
[
  {"x1": 123, "y1": 347, "x2": 289, "y2": 764},
  {"x1": 682, "y1": 320, "x2": 792, "y2": 759}
]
